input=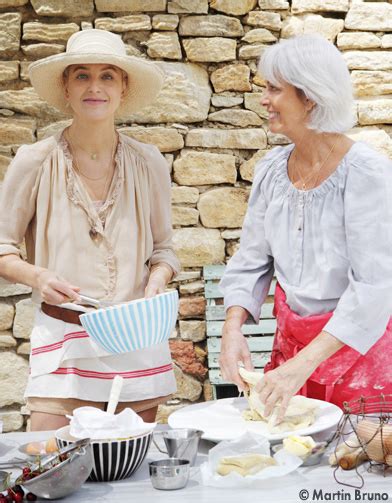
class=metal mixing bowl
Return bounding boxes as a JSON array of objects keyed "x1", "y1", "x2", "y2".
[
  {"x1": 20, "y1": 438, "x2": 93, "y2": 499},
  {"x1": 149, "y1": 458, "x2": 190, "y2": 490}
]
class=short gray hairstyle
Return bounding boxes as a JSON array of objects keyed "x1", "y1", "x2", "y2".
[{"x1": 258, "y1": 35, "x2": 355, "y2": 133}]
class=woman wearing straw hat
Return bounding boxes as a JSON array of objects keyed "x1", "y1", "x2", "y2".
[
  {"x1": 0, "y1": 29, "x2": 180, "y2": 431},
  {"x1": 219, "y1": 35, "x2": 392, "y2": 423}
]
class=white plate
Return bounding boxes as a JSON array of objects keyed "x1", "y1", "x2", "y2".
[
  {"x1": 0, "y1": 438, "x2": 18, "y2": 458},
  {"x1": 168, "y1": 397, "x2": 342, "y2": 443}
]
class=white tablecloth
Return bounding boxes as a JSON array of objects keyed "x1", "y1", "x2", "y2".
[{"x1": 0, "y1": 427, "x2": 391, "y2": 502}]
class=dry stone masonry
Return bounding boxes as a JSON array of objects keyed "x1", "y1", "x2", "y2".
[{"x1": 0, "y1": 0, "x2": 391, "y2": 430}]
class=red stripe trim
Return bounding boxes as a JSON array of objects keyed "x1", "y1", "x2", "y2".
[
  {"x1": 32, "y1": 331, "x2": 89, "y2": 356},
  {"x1": 50, "y1": 363, "x2": 173, "y2": 380}
]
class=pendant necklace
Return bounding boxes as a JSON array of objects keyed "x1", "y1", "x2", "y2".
[
  {"x1": 66, "y1": 129, "x2": 115, "y2": 161},
  {"x1": 67, "y1": 132, "x2": 118, "y2": 239},
  {"x1": 291, "y1": 136, "x2": 339, "y2": 231}
]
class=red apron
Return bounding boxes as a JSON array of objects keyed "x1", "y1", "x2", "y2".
[{"x1": 264, "y1": 284, "x2": 392, "y2": 409}]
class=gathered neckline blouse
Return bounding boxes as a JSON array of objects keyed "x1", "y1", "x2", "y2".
[
  {"x1": 59, "y1": 130, "x2": 124, "y2": 231},
  {"x1": 220, "y1": 141, "x2": 392, "y2": 355},
  {"x1": 0, "y1": 128, "x2": 180, "y2": 304},
  {"x1": 282, "y1": 142, "x2": 356, "y2": 196}
]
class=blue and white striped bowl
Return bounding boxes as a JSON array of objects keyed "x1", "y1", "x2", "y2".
[
  {"x1": 80, "y1": 290, "x2": 179, "y2": 354},
  {"x1": 55, "y1": 426, "x2": 153, "y2": 482}
]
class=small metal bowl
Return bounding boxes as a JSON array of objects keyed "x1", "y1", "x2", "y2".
[
  {"x1": 302, "y1": 441, "x2": 328, "y2": 466},
  {"x1": 272, "y1": 441, "x2": 327, "y2": 466},
  {"x1": 149, "y1": 458, "x2": 190, "y2": 491}
]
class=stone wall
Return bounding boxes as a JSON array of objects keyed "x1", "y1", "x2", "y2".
[{"x1": 0, "y1": 0, "x2": 391, "y2": 431}]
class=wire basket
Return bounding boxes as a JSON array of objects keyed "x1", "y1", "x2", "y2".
[{"x1": 331, "y1": 394, "x2": 392, "y2": 488}]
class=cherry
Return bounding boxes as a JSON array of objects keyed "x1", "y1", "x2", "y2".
[
  {"x1": 26, "y1": 494, "x2": 37, "y2": 502},
  {"x1": 13, "y1": 494, "x2": 22, "y2": 503},
  {"x1": 6, "y1": 488, "x2": 16, "y2": 501},
  {"x1": 22, "y1": 467, "x2": 31, "y2": 478},
  {"x1": 12, "y1": 487, "x2": 23, "y2": 497}
]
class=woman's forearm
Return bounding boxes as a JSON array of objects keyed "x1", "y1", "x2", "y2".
[
  {"x1": 150, "y1": 262, "x2": 173, "y2": 286},
  {"x1": 258, "y1": 330, "x2": 346, "y2": 420},
  {"x1": 295, "y1": 330, "x2": 345, "y2": 372},
  {"x1": 144, "y1": 262, "x2": 174, "y2": 298},
  {"x1": 0, "y1": 254, "x2": 45, "y2": 289},
  {"x1": 225, "y1": 306, "x2": 249, "y2": 328}
]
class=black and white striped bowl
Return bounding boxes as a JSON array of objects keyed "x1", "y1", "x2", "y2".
[{"x1": 55, "y1": 426, "x2": 153, "y2": 482}]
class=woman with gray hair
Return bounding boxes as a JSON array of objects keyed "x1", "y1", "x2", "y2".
[{"x1": 219, "y1": 35, "x2": 392, "y2": 423}]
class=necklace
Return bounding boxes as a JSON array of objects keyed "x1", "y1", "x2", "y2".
[
  {"x1": 291, "y1": 136, "x2": 339, "y2": 191},
  {"x1": 291, "y1": 136, "x2": 340, "y2": 232},
  {"x1": 66, "y1": 128, "x2": 117, "y2": 161},
  {"x1": 67, "y1": 130, "x2": 100, "y2": 161},
  {"x1": 73, "y1": 162, "x2": 107, "y2": 181},
  {"x1": 67, "y1": 130, "x2": 117, "y2": 182},
  {"x1": 69, "y1": 133, "x2": 117, "y2": 201},
  {"x1": 97, "y1": 141, "x2": 116, "y2": 203}
]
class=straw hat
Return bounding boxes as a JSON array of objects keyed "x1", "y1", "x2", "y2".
[{"x1": 29, "y1": 29, "x2": 164, "y2": 117}]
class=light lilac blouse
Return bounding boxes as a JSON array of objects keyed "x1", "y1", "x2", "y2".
[{"x1": 220, "y1": 142, "x2": 392, "y2": 355}]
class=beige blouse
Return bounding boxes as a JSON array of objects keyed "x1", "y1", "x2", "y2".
[{"x1": 0, "y1": 129, "x2": 180, "y2": 304}]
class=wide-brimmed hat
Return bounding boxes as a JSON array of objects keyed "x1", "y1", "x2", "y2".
[{"x1": 29, "y1": 29, "x2": 164, "y2": 117}]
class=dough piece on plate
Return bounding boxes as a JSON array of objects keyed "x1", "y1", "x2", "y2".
[
  {"x1": 242, "y1": 409, "x2": 263, "y2": 421},
  {"x1": 269, "y1": 402, "x2": 316, "y2": 434},
  {"x1": 217, "y1": 453, "x2": 276, "y2": 476},
  {"x1": 238, "y1": 367, "x2": 319, "y2": 433}
]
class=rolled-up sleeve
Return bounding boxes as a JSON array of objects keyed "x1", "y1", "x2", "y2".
[
  {"x1": 220, "y1": 154, "x2": 275, "y2": 323},
  {"x1": 147, "y1": 146, "x2": 181, "y2": 277},
  {"x1": 323, "y1": 152, "x2": 392, "y2": 354},
  {"x1": 0, "y1": 144, "x2": 43, "y2": 257}
]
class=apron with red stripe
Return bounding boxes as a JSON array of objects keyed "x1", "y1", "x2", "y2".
[{"x1": 24, "y1": 309, "x2": 176, "y2": 402}]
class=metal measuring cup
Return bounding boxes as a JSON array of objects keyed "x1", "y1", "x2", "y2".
[{"x1": 153, "y1": 429, "x2": 203, "y2": 466}]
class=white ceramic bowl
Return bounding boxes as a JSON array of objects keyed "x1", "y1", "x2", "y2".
[
  {"x1": 55, "y1": 426, "x2": 153, "y2": 482},
  {"x1": 80, "y1": 290, "x2": 178, "y2": 354}
]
